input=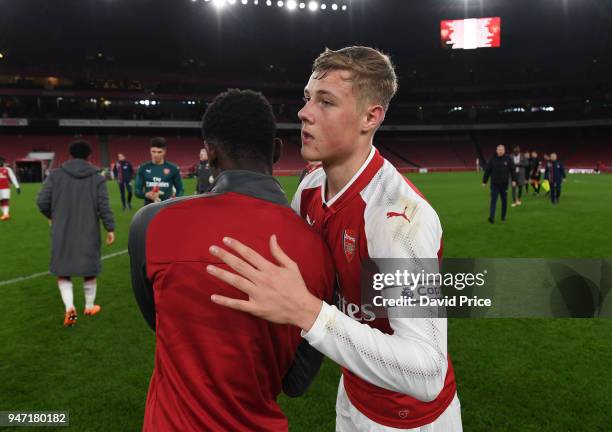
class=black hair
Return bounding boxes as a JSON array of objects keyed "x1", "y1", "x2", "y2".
[
  {"x1": 201, "y1": 89, "x2": 276, "y2": 163},
  {"x1": 69, "y1": 140, "x2": 92, "y2": 159},
  {"x1": 0, "y1": 156, "x2": 5, "y2": 165},
  {"x1": 150, "y1": 137, "x2": 167, "y2": 149}
]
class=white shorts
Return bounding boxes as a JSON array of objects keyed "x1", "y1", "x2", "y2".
[
  {"x1": 0, "y1": 189, "x2": 9, "y2": 200},
  {"x1": 335, "y1": 376, "x2": 463, "y2": 432}
]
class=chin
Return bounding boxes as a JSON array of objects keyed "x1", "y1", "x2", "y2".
[{"x1": 300, "y1": 147, "x2": 319, "y2": 162}]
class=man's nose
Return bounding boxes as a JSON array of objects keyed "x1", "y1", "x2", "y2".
[{"x1": 298, "y1": 103, "x2": 313, "y2": 124}]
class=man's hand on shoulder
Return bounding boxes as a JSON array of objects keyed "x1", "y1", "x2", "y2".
[{"x1": 207, "y1": 235, "x2": 323, "y2": 331}]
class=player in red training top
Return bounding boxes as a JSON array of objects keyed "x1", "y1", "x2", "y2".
[
  {"x1": 207, "y1": 47, "x2": 462, "y2": 431},
  {"x1": 0, "y1": 157, "x2": 21, "y2": 221},
  {"x1": 129, "y1": 89, "x2": 334, "y2": 431}
]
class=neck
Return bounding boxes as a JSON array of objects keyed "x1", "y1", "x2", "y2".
[
  {"x1": 153, "y1": 159, "x2": 164, "y2": 165},
  {"x1": 323, "y1": 143, "x2": 372, "y2": 201}
]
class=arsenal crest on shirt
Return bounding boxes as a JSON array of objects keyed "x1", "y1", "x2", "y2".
[
  {"x1": 163, "y1": 168, "x2": 171, "y2": 176},
  {"x1": 343, "y1": 229, "x2": 357, "y2": 262}
]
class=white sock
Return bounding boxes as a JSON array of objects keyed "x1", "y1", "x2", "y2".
[
  {"x1": 1, "y1": 206, "x2": 8, "y2": 216},
  {"x1": 84, "y1": 279, "x2": 97, "y2": 309},
  {"x1": 58, "y1": 279, "x2": 74, "y2": 312}
]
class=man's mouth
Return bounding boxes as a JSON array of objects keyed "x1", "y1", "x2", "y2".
[{"x1": 302, "y1": 130, "x2": 314, "y2": 142}]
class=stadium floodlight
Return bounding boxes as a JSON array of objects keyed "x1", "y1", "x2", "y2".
[
  {"x1": 341, "y1": 4, "x2": 346, "y2": 10},
  {"x1": 331, "y1": 3, "x2": 337, "y2": 10},
  {"x1": 277, "y1": 0, "x2": 284, "y2": 7},
  {"x1": 308, "y1": 1, "x2": 318, "y2": 11},
  {"x1": 299, "y1": 2, "x2": 305, "y2": 8},
  {"x1": 320, "y1": 3, "x2": 326, "y2": 9},
  {"x1": 241, "y1": 0, "x2": 248, "y2": 4},
  {"x1": 254, "y1": 0, "x2": 258, "y2": 3},
  {"x1": 286, "y1": 0, "x2": 297, "y2": 10},
  {"x1": 213, "y1": 0, "x2": 226, "y2": 8},
  {"x1": 228, "y1": 0, "x2": 236, "y2": 4},
  {"x1": 266, "y1": 0, "x2": 272, "y2": 5}
]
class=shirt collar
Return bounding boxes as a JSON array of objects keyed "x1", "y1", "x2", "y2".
[
  {"x1": 321, "y1": 146, "x2": 384, "y2": 211},
  {"x1": 209, "y1": 170, "x2": 289, "y2": 207}
]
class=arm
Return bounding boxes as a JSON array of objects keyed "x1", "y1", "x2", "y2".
[
  {"x1": 508, "y1": 158, "x2": 517, "y2": 182},
  {"x1": 299, "y1": 202, "x2": 447, "y2": 401},
  {"x1": 282, "y1": 234, "x2": 335, "y2": 397},
  {"x1": 134, "y1": 166, "x2": 146, "y2": 199},
  {"x1": 207, "y1": 202, "x2": 449, "y2": 402},
  {"x1": 36, "y1": 174, "x2": 53, "y2": 219},
  {"x1": 97, "y1": 177, "x2": 116, "y2": 232},
  {"x1": 7, "y1": 167, "x2": 20, "y2": 189},
  {"x1": 282, "y1": 339, "x2": 325, "y2": 397},
  {"x1": 129, "y1": 206, "x2": 157, "y2": 331},
  {"x1": 173, "y1": 166, "x2": 184, "y2": 197},
  {"x1": 482, "y1": 159, "x2": 492, "y2": 184}
]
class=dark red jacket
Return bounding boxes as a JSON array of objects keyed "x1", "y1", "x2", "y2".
[{"x1": 129, "y1": 171, "x2": 334, "y2": 432}]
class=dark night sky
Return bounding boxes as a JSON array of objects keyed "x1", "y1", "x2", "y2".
[{"x1": 0, "y1": 0, "x2": 611, "y2": 85}]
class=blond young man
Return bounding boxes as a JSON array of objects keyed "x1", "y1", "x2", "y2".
[{"x1": 207, "y1": 47, "x2": 463, "y2": 431}]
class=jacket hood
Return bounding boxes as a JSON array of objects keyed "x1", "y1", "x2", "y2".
[{"x1": 61, "y1": 158, "x2": 99, "y2": 178}]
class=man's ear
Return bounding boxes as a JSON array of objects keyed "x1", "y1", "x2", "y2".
[
  {"x1": 272, "y1": 137, "x2": 283, "y2": 164},
  {"x1": 362, "y1": 104, "x2": 386, "y2": 134}
]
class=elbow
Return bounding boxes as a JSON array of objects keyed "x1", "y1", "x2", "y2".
[
  {"x1": 417, "y1": 375, "x2": 445, "y2": 403},
  {"x1": 409, "y1": 374, "x2": 445, "y2": 403},
  {"x1": 401, "y1": 353, "x2": 447, "y2": 403}
]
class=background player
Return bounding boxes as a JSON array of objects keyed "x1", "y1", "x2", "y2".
[
  {"x1": 195, "y1": 147, "x2": 213, "y2": 193},
  {"x1": 134, "y1": 137, "x2": 184, "y2": 205},
  {"x1": 111, "y1": 153, "x2": 135, "y2": 210},
  {"x1": 0, "y1": 156, "x2": 21, "y2": 221},
  {"x1": 545, "y1": 152, "x2": 566, "y2": 204},
  {"x1": 36, "y1": 140, "x2": 115, "y2": 327}
]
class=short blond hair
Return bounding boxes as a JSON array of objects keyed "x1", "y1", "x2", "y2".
[{"x1": 312, "y1": 46, "x2": 398, "y2": 110}]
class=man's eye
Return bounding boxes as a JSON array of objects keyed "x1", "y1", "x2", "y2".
[
  {"x1": 321, "y1": 100, "x2": 332, "y2": 106},
  {"x1": 302, "y1": 96, "x2": 310, "y2": 103}
]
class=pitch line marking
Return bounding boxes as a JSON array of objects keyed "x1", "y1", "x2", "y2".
[{"x1": 0, "y1": 249, "x2": 128, "y2": 286}]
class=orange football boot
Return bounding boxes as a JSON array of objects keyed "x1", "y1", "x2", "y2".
[
  {"x1": 84, "y1": 305, "x2": 101, "y2": 316},
  {"x1": 64, "y1": 308, "x2": 77, "y2": 327}
]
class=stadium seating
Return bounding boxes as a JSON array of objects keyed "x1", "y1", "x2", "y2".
[
  {"x1": 0, "y1": 135, "x2": 100, "y2": 167},
  {"x1": 1, "y1": 132, "x2": 610, "y2": 176}
]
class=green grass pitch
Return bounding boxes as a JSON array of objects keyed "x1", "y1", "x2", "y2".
[{"x1": 0, "y1": 172, "x2": 610, "y2": 431}]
